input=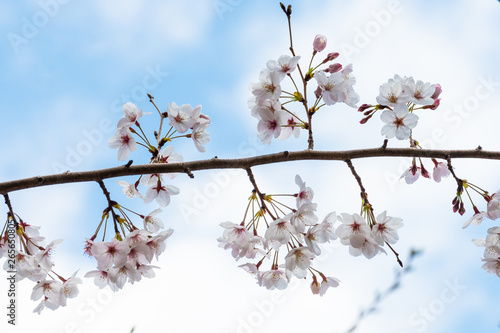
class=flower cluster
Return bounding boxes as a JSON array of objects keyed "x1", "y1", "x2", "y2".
[
  {"x1": 109, "y1": 101, "x2": 210, "y2": 161},
  {"x1": 83, "y1": 195, "x2": 174, "y2": 292},
  {"x1": 218, "y1": 175, "x2": 404, "y2": 295},
  {"x1": 110, "y1": 100, "x2": 211, "y2": 209},
  {"x1": 359, "y1": 74, "x2": 441, "y2": 140},
  {"x1": 473, "y1": 227, "x2": 500, "y2": 277},
  {"x1": 400, "y1": 157, "x2": 451, "y2": 185},
  {"x1": 0, "y1": 216, "x2": 81, "y2": 314},
  {"x1": 337, "y1": 211, "x2": 403, "y2": 259},
  {"x1": 249, "y1": 34, "x2": 358, "y2": 145},
  {"x1": 460, "y1": 187, "x2": 500, "y2": 226},
  {"x1": 84, "y1": 228, "x2": 172, "y2": 291}
]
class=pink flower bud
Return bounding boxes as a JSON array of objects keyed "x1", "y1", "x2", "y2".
[
  {"x1": 322, "y1": 52, "x2": 339, "y2": 64},
  {"x1": 314, "y1": 86, "x2": 322, "y2": 99},
  {"x1": 328, "y1": 63, "x2": 342, "y2": 73},
  {"x1": 431, "y1": 84, "x2": 442, "y2": 99},
  {"x1": 358, "y1": 104, "x2": 372, "y2": 112},
  {"x1": 313, "y1": 34, "x2": 327, "y2": 52}
]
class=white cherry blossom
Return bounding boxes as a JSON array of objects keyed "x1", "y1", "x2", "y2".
[
  {"x1": 487, "y1": 191, "x2": 500, "y2": 220},
  {"x1": 191, "y1": 123, "x2": 210, "y2": 152},
  {"x1": 404, "y1": 78, "x2": 436, "y2": 106},
  {"x1": 265, "y1": 214, "x2": 295, "y2": 250},
  {"x1": 91, "y1": 238, "x2": 131, "y2": 270},
  {"x1": 144, "y1": 183, "x2": 180, "y2": 207},
  {"x1": 167, "y1": 102, "x2": 198, "y2": 133},
  {"x1": 259, "y1": 268, "x2": 290, "y2": 290},
  {"x1": 376, "y1": 76, "x2": 410, "y2": 106},
  {"x1": 266, "y1": 55, "x2": 301, "y2": 79},
  {"x1": 314, "y1": 70, "x2": 347, "y2": 105},
  {"x1": 319, "y1": 276, "x2": 340, "y2": 296},
  {"x1": 257, "y1": 108, "x2": 287, "y2": 144},
  {"x1": 117, "y1": 180, "x2": 142, "y2": 199},
  {"x1": 108, "y1": 127, "x2": 137, "y2": 161},
  {"x1": 143, "y1": 209, "x2": 164, "y2": 233},
  {"x1": 295, "y1": 174, "x2": 314, "y2": 208},
  {"x1": 371, "y1": 211, "x2": 403, "y2": 245},
  {"x1": 380, "y1": 104, "x2": 419, "y2": 140},
  {"x1": 251, "y1": 69, "x2": 282, "y2": 102},
  {"x1": 117, "y1": 102, "x2": 143, "y2": 129},
  {"x1": 285, "y1": 247, "x2": 315, "y2": 274}
]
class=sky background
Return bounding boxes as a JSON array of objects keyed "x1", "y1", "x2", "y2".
[{"x1": 1, "y1": 0, "x2": 500, "y2": 332}]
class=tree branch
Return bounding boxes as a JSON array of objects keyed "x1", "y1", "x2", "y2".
[{"x1": 1, "y1": 147, "x2": 500, "y2": 194}]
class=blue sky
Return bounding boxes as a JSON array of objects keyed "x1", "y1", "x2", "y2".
[{"x1": 1, "y1": 0, "x2": 500, "y2": 332}]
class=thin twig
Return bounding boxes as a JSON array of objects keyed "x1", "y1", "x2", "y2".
[
  {"x1": 246, "y1": 168, "x2": 276, "y2": 221},
  {"x1": 344, "y1": 249, "x2": 422, "y2": 333},
  {"x1": 345, "y1": 159, "x2": 368, "y2": 203}
]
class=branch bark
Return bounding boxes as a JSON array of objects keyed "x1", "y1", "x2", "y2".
[{"x1": 1, "y1": 147, "x2": 499, "y2": 194}]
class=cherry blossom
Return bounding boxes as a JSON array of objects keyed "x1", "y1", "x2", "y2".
[
  {"x1": 376, "y1": 75, "x2": 410, "y2": 107},
  {"x1": 59, "y1": 272, "x2": 82, "y2": 306},
  {"x1": 158, "y1": 145, "x2": 183, "y2": 178},
  {"x1": 218, "y1": 222, "x2": 252, "y2": 258},
  {"x1": 117, "y1": 102, "x2": 143, "y2": 129},
  {"x1": 144, "y1": 229, "x2": 174, "y2": 262},
  {"x1": 108, "y1": 127, "x2": 137, "y2": 161},
  {"x1": 314, "y1": 70, "x2": 347, "y2": 105},
  {"x1": 481, "y1": 251, "x2": 500, "y2": 277},
  {"x1": 432, "y1": 159, "x2": 451, "y2": 182},
  {"x1": 380, "y1": 104, "x2": 419, "y2": 140},
  {"x1": 462, "y1": 208, "x2": 488, "y2": 229},
  {"x1": 336, "y1": 213, "x2": 371, "y2": 245},
  {"x1": 284, "y1": 246, "x2": 315, "y2": 274},
  {"x1": 31, "y1": 280, "x2": 62, "y2": 308},
  {"x1": 295, "y1": 174, "x2": 314, "y2": 207},
  {"x1": 108, "y1": 263, "x2": 141, "y2": 289},
  {"x1": 144, "y1": 182, "x2": 180, "y2": 207},
  {"x1": 141, "y1": 173, "x2": 161, "y2": 187},
  {"x1": 404, "y1": 78, "x2": 436, "y2": 106},
  {"x1": 400, "y1": 160, "x2": 422, "y2": 185},
  {"x1": 349, "y1": 233, "x2": 386, "y2": 258},
  {"x1": 84, "y1": 270, "x2": 112, "y2": 289},
  {"x1": 257, "y1": 108, "x2": 287, "y2": 144},
  {"x1": 278, "y1": 113, "x2": 301, "y2": 140},
  {"x1": 35, "y1": 239, "x2": 63, "y2": 271},
  {"x1": 143, "y1": 208, "x2": 164, "y2": 233},
  {"x1": 266, "y1": 55, "x2": 301, "y2": 79},
  {"x1": 259, "y1": 268, "x2": 290, "y2": 290},
  {"x1": 167, "y1": 102, "x2": 198, "y2": 133},
  {"x1": 91, "y1": 238, "x2": 131, "y2": 270},
  {"x1": 191, "y1": 123, "x2": 210, "y2": 152},
  {"x1": 265, "y1": 214, "x2": 295, "y2": 250},
  {"x1": 319, "y1": 276, "x2": 340, "y2": 296},
  {"x1": 371, "y1": 211, "x2": 403, "y2": 245},
  {"x1": 305, "y1": 213, "x2": 337, "y2": 255},
  {"x1": 487, "y1": 191, "x2": 500, "y2": 220},
  {"x1": 117, "y1": 180, "x2": 142, "y2": 198},
  {"x1": 290, "y1": 202, "x2": 318, "y2": 233},
  {"x1": 251, "y1": 69, "x2": 282, "y2": 102},
  {"x1": 250, "y1": 99, "x2": 281, "y2": 120}
]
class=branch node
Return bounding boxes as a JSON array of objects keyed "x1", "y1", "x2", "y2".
[
  {"x1": 476, "y1": 145, "x2": 483, "y2": 150},
  {"x1": 382, "y1": 139, "x2": 388, "y2": 149},
  {"x1": 283, "y1": 150, "x2": 289, "y2": 157},
  {"x1": 37, "y1": 176, "x2": 44, "y2": 184},
  {"x1": 184, "y1": 168, "x2": 195, "y2": 179},
  {"x1": 124, "y1": 160, "x2": 133, "y2": 168}
]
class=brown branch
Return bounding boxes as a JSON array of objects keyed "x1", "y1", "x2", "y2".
[
  {"x1": 246, "y1": 168, "x2": 276, "y2": 221},
  {"x1": 1, "y1": 148, "x2": 500, "y2": 194}
]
